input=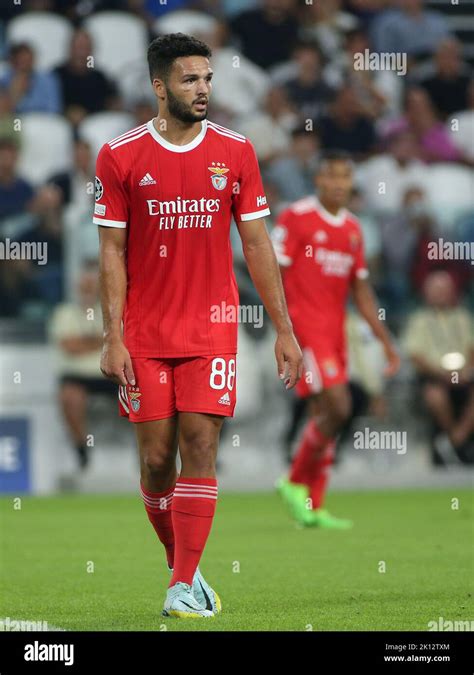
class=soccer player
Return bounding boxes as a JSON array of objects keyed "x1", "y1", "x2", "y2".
[
  {"x1": 273, "y1": 151, "x2": 400, "y2": 528},
  {"x1": 94, "y1": 33, "x2": 302, "y2": 618}
]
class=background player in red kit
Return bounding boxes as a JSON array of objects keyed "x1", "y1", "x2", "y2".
[
  {"x1": 273, "y1": 151, "x2": 400, "y2": 529},
  {"x1": 95, "y1": 33, "x2": 302, "y2": 618}
]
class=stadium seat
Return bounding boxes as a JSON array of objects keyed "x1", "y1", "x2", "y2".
[
  {"x1": 117, "y1": 59, "x2": 155, "y2": 107},
  {"x1": 17, "y1": 113, "x2": 73, "y2": 185},
  {"x1": 83, "y1": 12, "x2": 149, "y2": 83},
  {"x1": 6, "y1": 12, "x2": 73, "y2": 71},
  {"x1": 423, "y1": 164, "x2": 474, "y2": 227},
  {"x1": 153, "y1": 10, "x2": 218, "y2": 38},
  {"x1": 78, "y1": 111, "x2": 135, "y2": 160}
]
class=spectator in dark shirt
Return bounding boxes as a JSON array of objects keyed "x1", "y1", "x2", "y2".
[
  {"x1": 419, "y1": 38, "x2": 472, "y2": 121},
  {"x1": 318, "y1": 84, "x2": 376, "y2": 159},
  {"x1": 19, "y1": 184, "x2": 64, "y2": 305},
  {"x1": 0, "y1": 138, "x2": 34, "y2": 221},
  {"x1": 55, "y1": 28, "x2": 119, "y2": 127},
  {"x1": 283, "y1": 40, "x2": 335, "y2": 124},
  {"x1": 0, "y1": 256, "x2": 39, "y2": 317},
  {"x1": 231, "y1": 0, "x2": 299, "y2": 69},
  {"x1": 0, "y1": 181, "x2": 63, "y2": 317},
  {"x1": 48, "y1": 138, "x2": 94, "y2": 209}
]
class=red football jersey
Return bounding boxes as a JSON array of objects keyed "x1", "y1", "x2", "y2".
[
  {"x1": 93, "y1": 119, "x2": 270, "y2": 357},
  {"x1": 272, "y1": 196, "x2": 368, "y2": 347}
]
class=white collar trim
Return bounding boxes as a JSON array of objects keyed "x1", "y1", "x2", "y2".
[
  {"x1": 313, "y1": 197, "x2": 347, "y2": 227},
  {"x1": 147, "y1": 118, "x2": 207, "y2": 153}
]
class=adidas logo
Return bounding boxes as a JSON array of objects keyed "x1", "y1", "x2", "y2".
[
  {"x1": 218, "y1": 392, "x2": 231, "y2": 406},
  {"x1": 139, "y1": 173, "x2": 156, "y2": 186}
]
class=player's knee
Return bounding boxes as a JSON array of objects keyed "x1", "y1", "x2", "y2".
[
  {"x1": 142, "y1": 454, "x2": 174, "y2": 478},
  {"x1": 180, "y1": 435, "x2": 216, "y2": 473},
  {"x1": 140, "y1": 441, "x2": 175, "y2": 478}
]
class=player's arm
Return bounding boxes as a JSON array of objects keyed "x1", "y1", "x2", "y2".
[
  {"x1": 236, "y1": 217, "x2": 303, "y2": 389},
  {"x1": 351, "y1": 276, "x2": 400, "y2": 377},
  {"x1": 98, "y1": 226, "x2": 135, "y2": 386}
]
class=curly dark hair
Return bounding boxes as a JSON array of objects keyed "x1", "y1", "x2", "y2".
[{"x1": 147, "y1": 33, "x2": 212, "y2": 82}]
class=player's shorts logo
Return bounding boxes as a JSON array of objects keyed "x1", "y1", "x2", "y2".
[
  {"x1": 218, "y1": 391, "x2": 231, "y2": 406},
  {"x1": 208, "y1": 162, "x2": 229, "y2": 191},
  {"x1": 129, "y1": 391, "x2": 142, "y2": 412},
  {"x1": 95, "y1": 176, "x2": 104, "y2": 202}
]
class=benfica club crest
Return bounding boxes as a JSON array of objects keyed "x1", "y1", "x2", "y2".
[
  {"x1": 208, "y1": 162, "x2": 229, "y2": 190},
  {"x1": 129, "y1": 391, "x2": 142, "y2": 412}
]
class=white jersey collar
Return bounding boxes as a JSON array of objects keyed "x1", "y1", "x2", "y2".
[
  {"x1": 147, "y1": 118, "x2": 208, "y2": 153},
  {"x1": 313, "y1": 196, "x2": 348, "y2": 227}
]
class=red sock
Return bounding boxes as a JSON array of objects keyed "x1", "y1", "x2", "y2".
[
  {"x1": 170, "y1": 477, "x2": 218, "y2": 587},
  {"x1": 140, "y1": 483, "x2": 175, "y2": 569},
  {"x1": 308, "y1": 440, "x2": 335, "y2": 509},
  {"x1": 289, "y1": 419, "x2": 331, "y2": 486}
]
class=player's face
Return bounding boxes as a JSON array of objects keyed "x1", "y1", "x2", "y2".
[
  {"x1": 315, "y1": 160, "x2": 353, "y2": 208},
  {"x1": 165, "y1": 56, "x2": 213, "y2": 124}
]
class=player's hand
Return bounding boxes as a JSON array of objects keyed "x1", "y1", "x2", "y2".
[
  {"x1": 275, "y1": 330, "x2": 303, "y2": 390},
  {"x1": 383, "y1": 342, "x2": 400, "y2": 377},
  {"x1": 100, "y1": 338, "x2": 136, "y2": 386}
]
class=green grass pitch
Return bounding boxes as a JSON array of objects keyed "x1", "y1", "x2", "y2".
[{"x1": 0, "y1": 489, "x2": 472, "y2": 631}]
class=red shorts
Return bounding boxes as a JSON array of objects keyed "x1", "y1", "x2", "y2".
[
  {"x1": 296, "y1": 343, "x2": 348, "y2": 398},
  {"x1": 118, "y1": 354, "x2": 237, "y2": 422}
]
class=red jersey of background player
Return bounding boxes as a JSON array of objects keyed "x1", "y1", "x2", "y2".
[
  {"x1": 272, "y1": 195, "x2": 368, "y2": 350},
  {"x1": 93, "y1": 119, "x2": 270, "y2": 358}
]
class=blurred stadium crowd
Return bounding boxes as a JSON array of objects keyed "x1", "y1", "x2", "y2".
[{"x1": 0, "y1": 0, "x2": 472, "y2": 468}]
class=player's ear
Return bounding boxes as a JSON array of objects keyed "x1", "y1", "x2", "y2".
[{"x1": 152, "y1": 77, "x2": 166, "y2": 101}]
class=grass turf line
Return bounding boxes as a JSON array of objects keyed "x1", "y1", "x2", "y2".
[{"x1": 0, "y1": 489, "x2": 472, "y2": 631}]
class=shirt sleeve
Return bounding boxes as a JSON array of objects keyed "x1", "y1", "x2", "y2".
[
  {"x1": 232, "y1": 138, "x2": 271, "y2": 223},
  {"x1": 270, "y1": 208, "x2": 299, "y2": 268},
  {"x1": 92, "y1": 143, "x2": 129, "y2": 228},
  {"x1": 351, "y1": 222, "x2": 369, "y2": 281}
]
